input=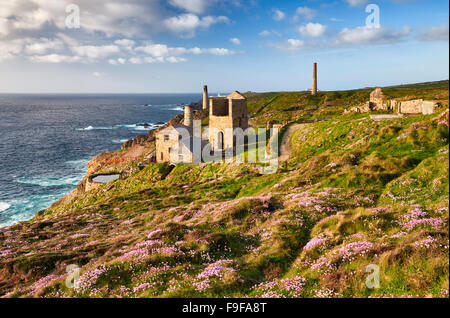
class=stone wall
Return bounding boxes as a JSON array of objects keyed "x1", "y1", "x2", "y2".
[
  {"x1": 210, "y1": 98, "x2": 229, "y2": 116},
  {"x1": 208, "y1": 93, "x2": 248, "y2": 151},
  {"x1": 422, "y1": 101, "x2": 437, "y2": 115},
  {"x1": 369, "y1": 88, "x2": 386, "y2": 110},
  {"x1": 398, "y1": 99, "x2": 423, "y2": 114}
]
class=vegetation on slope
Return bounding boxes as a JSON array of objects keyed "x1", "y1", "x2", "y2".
[{"x1": 0, "y1": 81, "x2": 448, "y2": 298}]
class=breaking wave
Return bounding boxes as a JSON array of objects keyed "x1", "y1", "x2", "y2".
[{"x1": 0, "y1": 202, "x2": 11, "y2": 212}]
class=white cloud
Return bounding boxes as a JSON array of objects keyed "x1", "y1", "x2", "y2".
[
  {"x1": 163, "y1": 13, "x2": 229, "y2": 35},
  {"x1": 205, "y1": 48, "x2": 234, "y2": 56},
  {"x1": 168, "y1": 0, "x2": 211, "y2": 14},
  {"x1": 344, "y1": 0, "x2": 370, "y2": 7},
  {"x1": 11, "y1": 8, "x2": 52, "y2": 30},
  {"x1": 24, "y1": 38, "x2": 64, "y2": 55},
  {"x1": 136, "y1": 44, "x2": 170, "y2": 57},
  {"x1": 270, "y1": 26, "x2": 411, "y2": 51},
  {"x1": 0, "y1": 0, "x2": 164, "y2": 38},
  {"x1": 28, "y1": 54, "x2": 81, "y2": 63},
  {"x1": 295, "y1": 7, "x2": 317, "y2": 21},
  {"x1": 230, "y1": 37, "x2": 241, "y2": 45},
  {"x1": 417, "y1": 25, "x2": 449, "y2": 42},
  {"x1": 338, "y1": 26, "x2": 410, "y2": 45},
  {"x1": 166, "y1": 56, "x2": 187, "y2": 63},
  {"x1": 189, "y1": 47, "x2": 203, "y2": 54},
  {"x1": 56, "y1": 33, "x2": 78, "y2": 47},
  {"x1": 299, "y1": 23, "x2": 327, "y2": 38},
  {"x1": 287, "y1": 39, "x2": 304, "y2": 48},
  {"x1": 259, "y1": 30, "x2": 281, "y2": 37},
  {"x1": 0, "y1": 39, "x2": 23, "y2": 62},
  {"x1": 272, "y1": 9, "x2": 285, "y2": 21},
  {"x1": 71, "y1": 45, "x2": 121, "y2": 59},
  {"x1": 115, "y1": 39, "x2": 136, "y2": 47}
]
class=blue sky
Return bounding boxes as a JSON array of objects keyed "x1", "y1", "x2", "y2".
[{"x1": 0, "y1": 0, "x2": 448, "y2": 93}]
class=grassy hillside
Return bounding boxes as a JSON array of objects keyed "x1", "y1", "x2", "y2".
[{"x1": 0, "y1": 81, "x2": 448, "y2": 298}]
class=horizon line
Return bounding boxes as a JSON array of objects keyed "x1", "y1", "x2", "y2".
[{"x1": 0, "y1": 79, "x2": 448, "y2": 95}]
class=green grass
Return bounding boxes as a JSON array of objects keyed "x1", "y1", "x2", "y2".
[{"x1": 1, "y1": 80, "x2": 448, "y2": 299}]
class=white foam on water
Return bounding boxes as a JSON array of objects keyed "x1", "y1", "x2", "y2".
[
  {"x1": 112, "y1": 139, "x2": 130, "y2": 144},
  {"x1": 133, "y1": 126, "x2": 154, "y2": 131},
  {"x1": 114, "y1": 124, "x2": 137, "y2": 129},
  {"x1": 15, "y1": 175, "x2": 82, "y2": 187},
  {"x1": 77, "y1": 123, "x2": 164, "y2": 132},
  {"x1": 0, "y1": 191, "x2": 70, "y2": 227},
  {"x1": 65, "y1": 159, "x2": 90, "y2": 171},
  {"x1": 0, "y1": 202, "x2": 11, "y2": 212},
  {"x1": 76, "y1": 126, "x2": 113, "y2": 131}
]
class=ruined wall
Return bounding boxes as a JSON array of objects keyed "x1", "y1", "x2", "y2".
[
  {"x1": 230, "y1": 99, "x2": 248, "y2": 131},
  {"x1": 398, "y1": 99, "x2": 423, "y2": 114},
  {"x1": 422, "y1": 101, "x2": 437, "y2": 115},
  {"x1": 209, "y1": 97, "x2": 248, "y2": 151},
  {"x1": 210, "y1": 98, "x2": 229, "y2": 116},
  {"x1": 369, "y1": 88, "x2": 386, "y2": 110}
]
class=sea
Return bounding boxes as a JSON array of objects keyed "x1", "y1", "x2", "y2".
[{"x1": 0, "y1": 93, "x2": 202, "y2": 228}]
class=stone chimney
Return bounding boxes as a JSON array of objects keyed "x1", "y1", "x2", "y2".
[
  {"x1": 203, "y1": 85, "x2": 209, "y2": 110},
  {"x1": 184, "y1": 105, "x2": 193, "y2": 128},
  {"x1": 312, "y1": 63, "x2": 318, "y2": 95}
]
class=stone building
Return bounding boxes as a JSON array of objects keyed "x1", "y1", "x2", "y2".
[
  {"x1": 346, "y1": 87, "x2": 438, "y2": 115},
  {"x1": 155, "y1": 124, "x2": 194, "y2": 163},
  {"x1": 155, "y1": 89, "x2": 248, "y2": 164},
  {"x1": 208, "y1": 91, "x2": 248, "y2": 151}
]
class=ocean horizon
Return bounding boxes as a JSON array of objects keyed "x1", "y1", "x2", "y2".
[{"x1": 0, "y1": 93, "x2": 203, "y2": 227}]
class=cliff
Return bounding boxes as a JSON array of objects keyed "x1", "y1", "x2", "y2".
[{"x1": 0, "y1": 81, "x2": 448, "y2": 298}]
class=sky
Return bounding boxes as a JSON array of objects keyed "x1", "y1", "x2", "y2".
[{"x1": 0, "y1": 0, "x2": 448, "y2": 93}]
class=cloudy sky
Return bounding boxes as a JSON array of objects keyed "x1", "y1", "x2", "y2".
[{"x1": 0, "y1": 0, "x2": 448, "y2": 93}]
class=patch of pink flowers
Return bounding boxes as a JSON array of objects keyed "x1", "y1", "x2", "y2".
[
  {"x1": 193, "y1": 280, "x2": 211, "y2": 292},
  {"x1": 413, "y1": 236, "x2": 437, "y2": 249},
  {"x1": 337, "y1": 241, "x2": 375, "y2": 262},
  {"x1": 29, "y1": 274, "x2": 64, "y2": 295},
  {"x1": 438, "y1": 120, "x2": 449, "y2": 127},
  {"x1": 197, "y1": 260, "x2": 235, "y2": 280},
  {"x1": 403, "y1": 218, "x2": 446, "y2": 232},
  {"x1": 303, "y1": 236, "x2": 328, "y2": 252},
  {"x1": 75, "y1": 266, "x2": 108, "y2": 292},
  {"x1": 253, "y1": 276, "x2": 307, "y2": 298},
  {"x1": 404, "y1": 208, "x2": 428, "y2": 221},
  {"x1": 133, "y1": 282, "x2": 157, "y2": 293},
  {"x1": 369, "y1": 207, "x2": 390, "y2": 214}
]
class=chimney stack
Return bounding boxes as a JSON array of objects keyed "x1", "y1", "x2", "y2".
[
  {"x1": 312, "y1": 63, "x2": 318, "y2": 95},
  {"x1": 184, "y1": 105, "x2": 193, "y2": 128},
  {"x1": 203, "y1": 85, "x2": 209, "y2": 110}
]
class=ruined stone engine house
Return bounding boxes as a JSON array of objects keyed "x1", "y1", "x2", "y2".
[{"x1": 155, "y1": 88, "x2": 248, "y2": 164}]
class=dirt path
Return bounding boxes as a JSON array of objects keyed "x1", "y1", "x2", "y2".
[{"x1": 279, "y1": 123, "x2": 304, "y2": 162}]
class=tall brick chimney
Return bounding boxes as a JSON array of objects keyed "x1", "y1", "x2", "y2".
[
  {"x1": 202, "y1": 85, "x2": 209, "y2": 110},
  {"x1": 184, "y1": 105, "x2": 193, "y2": 128},
  {"x1": 312, "y1": 63, "x2": 318, "y2": 95}
]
